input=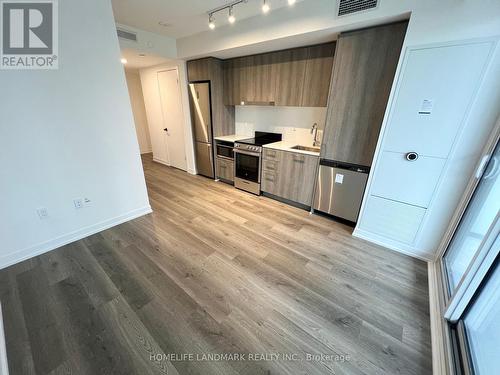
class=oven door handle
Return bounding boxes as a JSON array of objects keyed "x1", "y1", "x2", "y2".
[
  {"x1": 217, "y1": 145, "x2": 234, "y2": 150},
  {"x1": 233, "y1": 149, "x2": 261, "y2": 157}
]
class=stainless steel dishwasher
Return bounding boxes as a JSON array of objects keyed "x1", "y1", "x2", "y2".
[{"x1": 313, "y1": 159, "x2": 369, "y2": 223}]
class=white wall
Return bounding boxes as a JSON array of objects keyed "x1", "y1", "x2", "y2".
[
  {"x1": 0, "y1": 0, "x2": 151, "y2": 269},
  {"x1": 117, "y1": 23, "x2": 177, "y2": 59},
  {"x1": 235, "y1": 106, "x2": 326, "y2": 145},
  {"x1": 125, "y1": 69, "x2": 152, "y2": 154},
  {"x1": 140, "y1": 61, "x2": 196, "y2": 174}
]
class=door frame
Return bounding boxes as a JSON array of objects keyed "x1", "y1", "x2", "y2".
[{"x1": 156, "y1": 67, "x2": 188, "y2": 171}]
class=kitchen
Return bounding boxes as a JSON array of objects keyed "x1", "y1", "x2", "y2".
[
  {"x1": 1, "y1": 0, "x2": 499, "y2": 374},
  {"x1": 188, "y1": 21, "x2": 407, "y2": 224}
]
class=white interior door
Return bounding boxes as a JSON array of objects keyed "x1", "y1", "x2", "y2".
[{"x1": 157, "y1": 69, "x2": 187, "y2": 171}]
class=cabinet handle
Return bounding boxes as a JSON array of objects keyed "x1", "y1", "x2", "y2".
[{"x1": 405, "y1": 152, "x2": 419, "y2": 162}]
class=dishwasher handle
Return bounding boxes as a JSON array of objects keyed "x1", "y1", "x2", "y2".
[{"x1": 319, "y1": 159, "x2": 370, "y2": 174}]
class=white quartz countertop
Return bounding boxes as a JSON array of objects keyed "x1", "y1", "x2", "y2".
[
  {"x1": 263, "y1": 141, "x2": 321, "y2": 156},
  {"x1": 214, "y1": 134, "x2": 248, "y2": 143}
]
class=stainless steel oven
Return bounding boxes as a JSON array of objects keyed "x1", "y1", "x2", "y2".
[
  {"x1": 233, "y1": 132, "x2": 282, "y2": 195},
  {"x1": 234, "y1": 146, "x2": 262, "y2": 195},
  {"x1": 216, "y1": 142, "x2": 234, "y2": 160}
]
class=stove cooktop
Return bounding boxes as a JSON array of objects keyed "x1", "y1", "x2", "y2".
[{"x1": 236, "y1": 132, "x2": 282, "y2": 147}]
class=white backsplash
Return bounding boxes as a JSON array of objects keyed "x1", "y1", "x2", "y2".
[{"x1": 235, "y1": 106, "x2": 326, "y2": 146}]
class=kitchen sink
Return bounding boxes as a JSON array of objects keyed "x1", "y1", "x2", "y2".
[{"x1": 291, "y1": 145, "x2": 321, "y2": 153}]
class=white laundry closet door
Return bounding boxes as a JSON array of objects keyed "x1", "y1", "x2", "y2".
[{"x1": 157, "y1": 69, "x2": 187, "y2": 171}]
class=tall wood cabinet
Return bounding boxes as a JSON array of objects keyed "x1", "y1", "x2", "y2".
[
  {"x1": 187, "y1": 58, "x2": 235, "y2": 137},
  {"x1": 223, "y1": 42, "x2": 335, "y2": 107},
  {"x1": 320, "y1": 22, "x2": 408, "y2": 166},
  {"x1": 301, "y1": 44, "x2": 336, "y2": 107}
]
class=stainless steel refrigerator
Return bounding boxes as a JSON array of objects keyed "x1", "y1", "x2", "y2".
[{"x1": 188, "y1": 82, "x2": 214, "y2": 178}]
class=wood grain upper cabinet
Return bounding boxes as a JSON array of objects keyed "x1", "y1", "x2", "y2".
[
  {"x1": 321, "y1": 22, "x2": 408, "y2": 166},
  {"x1": 187, "y1": 58, "x2": 235, "y2": 137},
  {"x1": 224, "y1": 54, "x2": 276, "y2": 105},
  {"x1": 187, "y1": 59, "x2": 210, "y2": 82},
  {"x1": 301, "y1": 43, "x2": 335, "y2": 107},
  {"x1": 273, "y1": 47, "x2": 308, "y2": 107},
  {"x1": 253, "y1": 53, "x2": 277, "y2": 103},
  {"x1": 223, "y1": 59, "x2": 239, "y2": 105}
]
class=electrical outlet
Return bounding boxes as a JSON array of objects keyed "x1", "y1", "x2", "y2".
[
  {"x1": 37, "y1": 207, "x2": 49, "y2": 220},
  {"x1": 73, "y1": 198, "x2": 83, "y2": 209}
]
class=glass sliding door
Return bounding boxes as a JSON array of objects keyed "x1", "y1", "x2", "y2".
[
  {"x1": 462, "y1": 257, "x2": 500, "y2": 374},
  {"x1": 437, "y1": 133, "x2": 499, "y2": 374},
  {"x1": 444, "y1": 142, "x2": 500, "y2": 294}
]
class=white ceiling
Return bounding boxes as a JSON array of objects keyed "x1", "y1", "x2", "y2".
[
  {"x1": 120, "y1": 48, "x2": 171, "y2": 69},
  {"x1": 111, "y1": 0, "x2": 305, "y2": 39}
]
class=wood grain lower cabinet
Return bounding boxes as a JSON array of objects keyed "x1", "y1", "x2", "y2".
[
  {"x1": 216, "y1": 157, "x2": 234, "y2": 182},
  {"x1": 262, "y1": 149, "x2": 318, "y2": 206}
]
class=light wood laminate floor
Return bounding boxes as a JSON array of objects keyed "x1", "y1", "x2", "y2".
[{"x1": 0, "y1": 154, "x2": 432, "y2": 375}]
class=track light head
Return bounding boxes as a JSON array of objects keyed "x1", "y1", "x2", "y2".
[
  {"x1": 262, "y1": 0, "x2": 270, "y2": 13},
  {"x1": 208, "y1": 13, "x2": 215, "y2": 29},
  {"x1": 228, "y1": 6, "x2": 236, "y2": 24}
]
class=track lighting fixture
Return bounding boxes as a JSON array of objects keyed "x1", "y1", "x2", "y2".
[
  {"x1": 262, "y1": 0, "x2": 270, "y2": 13},
  {"x1": 208, "y1": 13, "x2": 215, "y2": 29},
  {"x1": 208, "y1": 0, "x2": 291, "y2": 29},
  {"x1": 228, "y1": 6, "x2": 236, "y2": 24}
]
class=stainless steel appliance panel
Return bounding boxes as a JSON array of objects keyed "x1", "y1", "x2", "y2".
[
  {"x1": 314, "y1": 164, "x2": 368, "y2": 222},
  {"x1": 216, "y1": 143, "x2": 234, "y2": 160},
  {"x1": 234, "y1": 149, "x2": 261, "y2": 183},
  {"x1": 234, "y1": 177, "x2": 260, "y2": 195},
  {"x1": 195, "y1": 142, "x2": 214, "y2": 178},
  {"x1": 189, "y1": 83, "x2": 212, "y2": 143}
]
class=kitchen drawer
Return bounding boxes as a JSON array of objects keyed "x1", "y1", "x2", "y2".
[
  {"x1": 262, "y1": 160, "x2": 279, "y2": 172},
  {"x1": 359, "y1": 195, "x2": 426, "y2": 244},
  {"x1": 371, "y1": 151, "x2": 446, "y2": 208},
  {"x1": 261, "y1": 171, "x2": 279, "y2": 195},
  {"x1": 263, "y1": 148, "x2": 283, "y2": 161},
  {"x1": 216, "y1": 157, "x2": 234, "y2": 182}
]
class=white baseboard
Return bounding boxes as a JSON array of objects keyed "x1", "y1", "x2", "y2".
[
  {"x1": 187, "y1": 168, "x2": 197, "y2": 175},
  {"x1": 353, "y1": 228, "x2": 433, "y2": 262},
  {"x1": 0, "y1": 303, "x2": 9, "y2": 375},
  {"x1": 0, "y1": 206, "x2": 152, "y2": 270},
  {"x1": 152, "y1": 157, "x2": 169, "y2": 166},
  {"x1": 428, "y1": 262, "x2": 452, "y2": 375}
]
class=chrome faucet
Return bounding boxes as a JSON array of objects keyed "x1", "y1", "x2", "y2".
[{"x1": 311, "y1": 123, "x2": 320, "y2": 147}]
